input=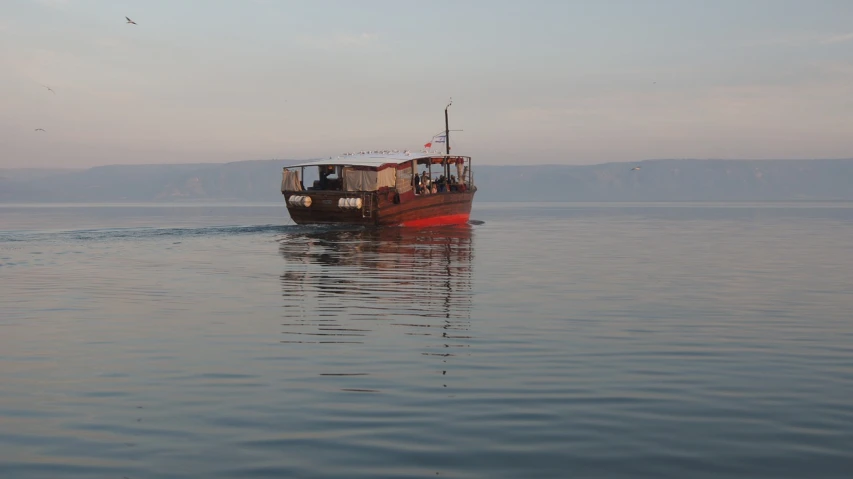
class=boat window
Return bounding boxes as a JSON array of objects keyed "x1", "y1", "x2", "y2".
[{"x1": 311, "y1": 165, "x2": 342, "y2": 191}]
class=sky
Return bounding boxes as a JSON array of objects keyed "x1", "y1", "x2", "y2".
[{"x1": 1, "y1": 0, "x2": 852, "y2": 168}]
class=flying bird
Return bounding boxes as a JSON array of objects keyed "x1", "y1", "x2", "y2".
[
  {"x1": 35, "y1": 128, "x2": 46, "y2": 132},
  {"x1": 126, "y1": 16, "x2": 137, "y2": 25},
  {"x1": 42, "y1": 84, "x2": 55, "y2": 94},
  {"x1": 631, "y1": 166, "x2": 641, "y2": 171}
]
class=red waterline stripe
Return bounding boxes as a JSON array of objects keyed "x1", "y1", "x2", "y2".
[{"x1": 398, "y1": 213, "x2": 470, "y2": 227}]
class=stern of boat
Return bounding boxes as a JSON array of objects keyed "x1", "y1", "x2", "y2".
[{"x1": 283, "y1": 190, "x2": 378, "y2": 225}]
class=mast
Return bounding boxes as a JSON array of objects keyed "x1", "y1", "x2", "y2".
[
  {"x1": 444, "y1": 98, "x2": 452, "y2": 155},
  {"x1": 444, "y1": 98, "x2": 452, "y2": 178}
]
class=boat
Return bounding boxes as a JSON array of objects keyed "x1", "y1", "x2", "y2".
[{"x1": 280, "y1": 104, "x2": 477, "y2": 227}]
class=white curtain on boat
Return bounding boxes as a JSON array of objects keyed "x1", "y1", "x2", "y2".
[
  {"x1": 377, "y1": 167, "x2": 396, "y2": 189},
  {"x1": 281, "y1": 169, "x2": 302, "y2": 191},
  {"x1": 343, "y1": 166, "x2": 398, "y2": 191},
  {"x1": 344, "y1": 168, "x2": 378, "y2": 191},
  {"x1": 396, "y1": 166, "x2": 412, "y2": 193}
]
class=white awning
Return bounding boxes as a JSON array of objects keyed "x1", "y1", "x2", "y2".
[{"x1": 288, "y1": 151, "x2": 468, "y2": 169}]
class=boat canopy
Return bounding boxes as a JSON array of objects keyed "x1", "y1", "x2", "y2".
[
  {"x1": 283, "y1": 151, "x2": 472, "y2": 194},
  {"x1": 288, "y1": 151, "x2": 469, "y2": 169}
]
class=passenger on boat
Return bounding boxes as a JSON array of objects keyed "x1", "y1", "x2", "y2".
[
  {"x1": 414, "y1": 173, "x2": 421, "y2": 194},
  {"x1": 318, "y1": 165, "x2": 335, "y2": 190},
  {"x1": 449, "y1": 175, "x2": 458, "y2": 192},
  {"x1": 437, "y1": 175, "x2": 447, "y2": 193}
]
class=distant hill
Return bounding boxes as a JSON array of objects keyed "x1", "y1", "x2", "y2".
[
  {"x1": 1, "y1": 158, "x2": 852, "y2": 203},
  {"x1": 0, "y1": 160, "x2": 290, "y2": 203},
  {"x1": 473, "y1": 159, "x2": 853, "y2": 202},
  {"x1": 0, "y1": 168, "x2": 83, "y2": 182}
]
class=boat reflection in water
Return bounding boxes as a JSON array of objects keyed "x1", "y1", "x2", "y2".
[{"x1": 278, "y1": 225, "x2": 474, "y2": 393}]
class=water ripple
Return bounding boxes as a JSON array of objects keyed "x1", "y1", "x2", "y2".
[{"x1": 3, "y1": 204, "x2": 853, "y2": 478}]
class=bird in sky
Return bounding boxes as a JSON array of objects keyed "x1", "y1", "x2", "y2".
[
  {"x1": 126, "y1": 16, "x2": 137, "y2": 25},
  {"x1": 42, "y1": 84, "x2": 55, "y2": 94},
  {"x1": 35, "y1": 128, "x2": 46, "y2": 132},
  {"x1": 631, "y1": 166, "x2": 641, "y2": 171}
]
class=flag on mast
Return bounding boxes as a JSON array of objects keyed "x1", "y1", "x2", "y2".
[{"x1": 424, "y1": 133, "x2": 446, "y2": 149}]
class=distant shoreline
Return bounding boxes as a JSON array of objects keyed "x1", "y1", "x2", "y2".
[{"x1": 4, "y1": 158, "x2": 853, "y2": 203}]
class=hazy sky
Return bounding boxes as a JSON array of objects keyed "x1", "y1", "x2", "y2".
[{"x1": 2, "y1": 0, "x2": 852, "y2": 168}]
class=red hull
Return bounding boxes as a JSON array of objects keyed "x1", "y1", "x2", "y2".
[
  {"x1": 398, "y1": 213, "x2": 470, "y2": 227},
  {"x1": 283, "y1": 188, "x2": 476, "y2": 227}
]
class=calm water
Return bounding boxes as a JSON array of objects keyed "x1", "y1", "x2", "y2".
[{"x1": 1, "y1": 202, "x2": 853, "y2": 478}]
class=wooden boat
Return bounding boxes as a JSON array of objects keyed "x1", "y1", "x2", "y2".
[{"x1": 281, "y1": 105, "x2": 476, "y2": 227}]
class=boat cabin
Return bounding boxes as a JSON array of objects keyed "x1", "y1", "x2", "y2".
[{"x1": 282, "y1": 151, "x2": 472, "y2": 198}]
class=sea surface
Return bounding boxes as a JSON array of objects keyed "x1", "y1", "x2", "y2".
[{"x1": 1, "y1": 202, "x2": 852, "y2": 478}]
